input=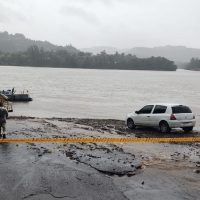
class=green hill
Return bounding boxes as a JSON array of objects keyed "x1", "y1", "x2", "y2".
[
  {"x1": 0, "y1": 31, "x2": 78, "y2": 54},
  {"x1": 0, "y1": 31, "x2": 177, "y2": 71}
]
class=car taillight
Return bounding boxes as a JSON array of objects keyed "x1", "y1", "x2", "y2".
[{"x1": 170, "y1": 114, "x2": 176, "y2": 120}]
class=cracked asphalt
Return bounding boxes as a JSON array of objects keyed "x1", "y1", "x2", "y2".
[{"x1": 0, "y1": 117, "x2": 199, "y2": 200}]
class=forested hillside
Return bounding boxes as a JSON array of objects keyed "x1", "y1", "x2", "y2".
[
  {"x1": 0, "y1": 46, "x2": 177, "y2": 71},
  {"x1": 82, "y1": 46, "x2": 200, "y2": 63},
  {"x1": 0, "y1": 31, "x2": 78, "y2": 54}
]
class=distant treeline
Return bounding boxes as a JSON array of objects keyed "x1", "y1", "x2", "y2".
[
  {"x1": 0, "y1": 46, "x2": 177, "y2": 71},
  {"x1": 186, "y1": 58, "x2": 200, "y2": 71}
]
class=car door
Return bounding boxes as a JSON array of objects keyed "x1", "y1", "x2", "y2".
[
  {"x1": 150, "y1": 105, "x2": 168, "y2": 126},
  {"x1": 135, "y1": 105, "x2": 154, "y2": 126}
]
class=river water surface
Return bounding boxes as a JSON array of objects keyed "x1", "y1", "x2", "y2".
[{"x1": 0, "y1": 66, "x2": 199, "y2": 119}]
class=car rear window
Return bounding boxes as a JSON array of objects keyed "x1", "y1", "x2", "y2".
[
  {"x1": 172, "y1": 106, "x2": 192, "y2": 114},
  {"x1": 153, "y1": 105, "x2": 167, "y2": 114}
]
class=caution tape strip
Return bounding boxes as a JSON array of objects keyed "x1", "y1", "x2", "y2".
[{"x1": 0, "y1": 137, "x2": 200, "y2": 143}]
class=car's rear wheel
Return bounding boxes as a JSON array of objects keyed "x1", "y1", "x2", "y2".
[
  {"x1": 127, "y1": 118, "x2": 136, "y2": 129},
  {"x1": 182, "y1": 126, "x2": 193, "y2": 132},
  {"x1": 159, "y1": 121, "x2": 171, "y2": 133}
]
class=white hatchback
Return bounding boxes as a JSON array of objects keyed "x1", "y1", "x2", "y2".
[{"x1": 126, "y1": 103, "x2": 196, "y2": 133}]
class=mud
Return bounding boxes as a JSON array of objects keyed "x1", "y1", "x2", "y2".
[
  {"x1": 65, "y1": 143, "x2": 141, "y2": 176},
  {"x1": 0, "y1": 117, "x2": 199, "y2": 200}
]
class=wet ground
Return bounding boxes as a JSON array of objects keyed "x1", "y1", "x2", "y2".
[{"x1": 0, "y1": 117, "x2": 200, "y2": 200}]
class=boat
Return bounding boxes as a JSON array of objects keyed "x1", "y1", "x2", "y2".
[{"x1": 0, "y1": 89, "x2": 33, "y2": 102}]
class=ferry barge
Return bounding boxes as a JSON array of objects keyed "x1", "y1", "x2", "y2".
[{"x1": 0, "y1": 89, "x2": 33, "y2": 102}]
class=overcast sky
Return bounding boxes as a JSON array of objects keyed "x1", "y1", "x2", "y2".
[{"x1": 0, "y1": 0, "x2": 199, "y2": 49}]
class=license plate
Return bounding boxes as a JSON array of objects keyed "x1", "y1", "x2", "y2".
[{"x1": 182, "y1": 122, "x2": 192, "y2": 127}]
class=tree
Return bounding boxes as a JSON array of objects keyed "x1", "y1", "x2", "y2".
[
  {"x1": 0, "y1": 45, "x2": 177, "y2": 71},
  {"x1": 187, "y1": 58, "x2": 200, "y2": 70}
]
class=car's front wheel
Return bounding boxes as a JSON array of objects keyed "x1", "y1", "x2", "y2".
[
  {"x1": 159, "y1": 121, "x2": 171, "y2": 133},
  {"x1": 127, "y1": 118, "x2": 136, "y2": 129},
  {"x1": 182, "y1": 126, "x2": 193, "y2": 132}
]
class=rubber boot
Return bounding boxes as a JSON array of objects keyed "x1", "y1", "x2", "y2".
[
  {"x1": 0, "y1": 134, "x2": 2, "y2": 138},
  {"x1": 3, "y1": 134, "x2": 6, "y2": 139}
]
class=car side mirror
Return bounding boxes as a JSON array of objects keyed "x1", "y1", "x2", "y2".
[{"x1": 135, "y1": 111, "x2": 139, "y2": 114}]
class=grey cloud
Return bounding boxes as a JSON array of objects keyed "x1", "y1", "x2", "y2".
[
  {"x1": 60, "y1": 5, "x2": 100, "y2": 25},
  {"x1": 73, "y1": 0, "x2": 144, "y2": 6},
  {"x1": 80, "y1": 0, "x2": 113, "y2": 6},
  {"x1": 0, "y1": 3, "x2": 10, "y2": 22},
  {"x1": 1, "y1": 0, "x2": 200, "y2": 49},
  {"x1": 0, "y1": 2, "x2": 27, "y2": 24}
]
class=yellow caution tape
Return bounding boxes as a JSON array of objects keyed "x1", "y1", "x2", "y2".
[{"x1": 0, "y1": 137, "x2": 200, "y2": 143}]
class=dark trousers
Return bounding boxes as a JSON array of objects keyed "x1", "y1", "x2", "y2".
[{"x1": 0, "y1": 122, "x2": 6, "y2": 134}]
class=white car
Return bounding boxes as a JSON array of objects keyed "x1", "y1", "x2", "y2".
[{"x1": 126, "y1": 103, "x2": 196, "y2": 133}]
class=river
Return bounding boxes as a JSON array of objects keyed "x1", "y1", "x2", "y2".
[{"x1": 0, "y1": 66, "x2": 199, "y2": 119}]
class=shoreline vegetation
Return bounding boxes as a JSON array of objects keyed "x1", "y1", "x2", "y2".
[
  {"x1": 186, "y1": 58, "x2": 200, "y2": 71},
  {"x1": 0, "y1": 46, "x2": 177, "y2": 71},
  {"x1": 0, "y1": 31, "x2": 177, "y2": 71},
  {"x1": 1, "y1": 31, "x2": 200, "y2": 71}
]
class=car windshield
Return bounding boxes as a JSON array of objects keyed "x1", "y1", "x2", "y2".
[{"x1": 172, "y1": 105, "x2": 192, "y2": 114}]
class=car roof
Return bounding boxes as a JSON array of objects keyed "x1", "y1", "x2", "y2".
[{"x1": 147, "y1": 103, "x2": 182, "y2": 107}]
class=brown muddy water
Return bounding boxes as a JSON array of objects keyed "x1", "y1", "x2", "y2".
[{"x1": 0, "y1": 66, "x2": 200, "y2": 122}]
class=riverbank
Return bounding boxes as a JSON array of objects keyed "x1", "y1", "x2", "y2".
[{"x1": 0, "y1": 117, "x2": 199, "y2": 199}]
